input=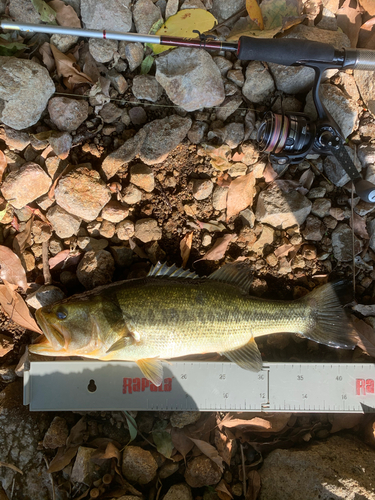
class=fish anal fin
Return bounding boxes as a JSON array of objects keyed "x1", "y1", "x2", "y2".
[
  {"x1": 221, "y1": 337, "x2": 262, "y2": 372},
  {"x1": 136, "y1": 358, "x2": 164, "y2": 386}
]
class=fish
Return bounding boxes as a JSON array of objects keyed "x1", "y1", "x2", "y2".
[{"x1": 30, "y1": 262, "x2": 358, "y2": 386}]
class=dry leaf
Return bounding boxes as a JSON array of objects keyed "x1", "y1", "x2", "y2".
[
  {"x1": 216, "y1": 173, "x2": 232, "y2": 187},
  {"x1": 50, "y1": 44, "x2": 93, "y2": 89},
  {"x1": 188, "y1": 437, "x2": 224, "y2": 472},
  {"x1": 274, "y1": 244, "x2": 294, "y2": 259},
  {"x1": 328, "y1": 413, "x2": 363, "y2": 433},
  {"x1": 202, "y1": 144, "x2": 232, "y2": 171},
  {"x1": 263, "y1": 163, "x2": 278, "y2": 182},
  {"x1": 66, "y1": 417, "x2": 87, "y2": 447},
  {"x1": 0, "y1": 150, "x2": 7, "y2": 183},
  {"x1": 352, "y1": 316, "x2": 374, "y2": 355},
  {"x1": 195, "y1": 234, "x2": 233, "y2": 262},
  {"x1": 180, "y1": 232, "x2": 193, "y2": 268},
  {"x1": 350, "y1": 212, "x2": 369, "y2": 239},
  {"x1": 246, "y1": 0, "x2": 264, "y2": 29},
  {"x1": 0, "y1": 333, "x2": 14, "y2": 357},
  {"x1": 91, "y1": 442, "x2": 121, "y2": 465},
  {"x1": 47, "y1": 445, "x2": 79, "y2": 473},
  {"x1": 358, "y1": 17, "x2": 375, "y2": 49},
  {"x1": 48, "y1": 0, "x2": 81, "y2": 27},
  {"x1": 13, "y1": 218, "x2": 33, "y2": 256},
  {"x1": 39, "y1": 42, "x2": 55, "y2": 72},
  {"x1": 216, "y1": 479, "x2": 233, "y2": 500},
  {"x1": 171, "y1": 427, "x2": 195, "y2": 460},
  {"x1": 226, "y1": 172, "x2": 256, "y2": 221},
  {"x1": 353, "y1": 304, "x2": 375, "y2": 316},
  {"x1": 246, "y1": 470, "x2": 261, "y2": 500},
  {"x1": 0, "y1": 245, "x2": 27, "y2": 291},
  {"x1": 219, "y1": 412, "x2": 292, "y2": 434},
  {"x1": 214, "y1": 428, "x2": 232, "y2": 467},
  {"x1": 197, "y1": 220, "x2": 226, "y2": 232},
  {"x1": 337, "y1": 0, "x2": 363, "y2": 47},
  {"x1": 0, "y1": 281, "x2": 42, "y2": 333},
  {"x1": 0, "y1": 461, "x2": 23, "y2": 475}
]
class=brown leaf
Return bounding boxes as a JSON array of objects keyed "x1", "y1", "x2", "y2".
[
  {"x1": 0, "y1": 461, "x2": 23, "y2": 475},
  {"x1": 352, "y1": 315, "x2": 374, "y2": 356},
  {"x1": 226, "y1": 172, "x2": 255, "y2": 221},
  {"x1": 188, "y1": 437, "x2": 224, "y2": 472},
  {"x1": 328, "y1": 413, "x2": 363, "y2": 433},
  {"x1": 0, "y1": 333, "x2": 14, "y2": 357},
  {"x1": 274, "y1": 244, "x2": 294, "y2": 259},
  {"x1": 39, "y1": 42, "x2": 55, "y2": 72},
  {"x1": 337, "y1": 0, "x2": 363, "y2": 47},
  {"x1": 358, "y1": 17, "x2": 375, "y2": 49},
  {"x1": 50, "y1": 44, "x2": 93, "y2": 90},
  {"x1": 48, "y1": 0, "x2": 81, "y2": 27},
  {"x1": 91, "y1": 442, "x2": 121, "y2": 465},
  {"x1": 202, "y1": 144, "x2": 232, "y2": 171},
  {"x1": 0, "y1": 150, "x2": 7, "y2": 183},
  {"x1": 216, "y1": 173, "x2": 232, "y2": 187},
  {"x1": 195, "y1": 234, "x2": 234, "y2": 262},
  {"x1": 216, "y1": 479, "x2": 233, "y2": 500},
  {"x1": 171, "y1": 427, "x2": 195, "y2": 460},
  {"x1": 246, "y1": 470, "x2": 261, "y2": 500},
  {"x1": 0, "y1": 281, "x2": 42, "y2": 333},
  {"x1": 0, "y1": 245, "x2": 27, "y2": 291},
  {"x1": 49, "y1": 249, "x2": 82, "y2": 271},
  {"x1": 47, "y1": 445, "x2": 79, "y2": 473},
  {"x1": 214, "y1": 428, "x2": 232, "y2": 467},
  {"x1": 219, "y1": 412, "x2": 292, "y2": 434},
  {"x1": 180, "y1": 232, "x2": 193, "y2": 268},
  {"x1": 351, "y1": 211, "x2": 369, "y2": 238},
  {"x1": 66, "y1": 417, "x2": 87, "y2": 447},
  {"x1": 263, "y1": 163, "x2": 278, "y2": 183},
  {"x1": 13, "y1": 217, "x2": 33, "y2": 256}
]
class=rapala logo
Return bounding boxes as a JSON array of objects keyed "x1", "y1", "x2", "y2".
[
  {"x1": 123, "y1": 377, "x2": 172, "y2": 394},
  {"x1": 356, "y1": 378, "x2": 375, "y2": 396}
]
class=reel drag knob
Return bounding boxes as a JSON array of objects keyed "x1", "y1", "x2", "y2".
[{"x1": 353, "y1": 179, "x2": 375, "y2": 203}]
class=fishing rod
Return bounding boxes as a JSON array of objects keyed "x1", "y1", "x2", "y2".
[{"x1": 2, "y1": 20, "x2": 375, "y2": 202}]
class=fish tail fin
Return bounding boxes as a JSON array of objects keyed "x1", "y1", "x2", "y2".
[{"x1": 300, "y1": 280, "x2": 358, "y2": 349}]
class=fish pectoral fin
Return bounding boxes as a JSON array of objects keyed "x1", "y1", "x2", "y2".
[
  {"x1": 136, "y1": 358, "x2": 164, "y2": 387},
  {"x1": 221, "y1": 337, "x2": 263, "y2": 371},
  {"x1": 106, "y1": 335, "x2": 135, "y2": 353}
]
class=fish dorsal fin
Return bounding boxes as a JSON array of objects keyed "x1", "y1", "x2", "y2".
[
  {"x1": 136, "y1": 358, "x2": 164, "y2": 386},
  {"x1": 208, "y1": 263, "x2": 253, "y2": 293},
  {"x1": 221, "y1": 337, "x2": 262, "y2": 371},
  {"x1": 148, "y1": 262, "x2": 199, "y2": 279}
]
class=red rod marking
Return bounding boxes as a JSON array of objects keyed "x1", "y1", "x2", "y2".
[{"x1": 103, "y1": 30, "x2": 106, "y2": 39}]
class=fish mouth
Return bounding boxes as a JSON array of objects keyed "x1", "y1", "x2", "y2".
[{"x1": 32, "y1": 308, "x2": 66, "y2": 354}]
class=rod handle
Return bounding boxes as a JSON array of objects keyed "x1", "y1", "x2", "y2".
[
  {"x1": 344, "y1": 48, "x2": 375, "y2": 71},
  {"x1": 354, "y1": 179, "x2": 375, "y2": 203}
]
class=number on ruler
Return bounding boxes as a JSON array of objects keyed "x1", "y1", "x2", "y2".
[
  {"x1": 260, "y1": 393, "x2": 266, "y2": 398},
  {"x1": 223, "y1": 393, "x2": 229, "y2": 398},
  {"x1": 181, "y1": 374, "x2": 187, "y2": 379},
  {"x1": 297, "y1": 375, "x2": 304, "y2": 381},
  {"x1": 342, "y1": 394, "x2": 347, "y2": 400},
  {"x1": 302, "y1": 394, "x2": 308, "y2": 399},
  {"x1": 219, "y1": 374, "x2": 226, "y2": 380},
  {"x1": 258, "y1": 374, "x2": 265, "y2": 380},
  {"x1": 336, "y1": 376, "x2": 342, "y2": 381}
]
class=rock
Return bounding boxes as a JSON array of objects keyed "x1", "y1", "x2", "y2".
[
  {"x1": 216, "y1": 96, "x2": 243, "y2": 122},
  {"x1": 89, "y1": 38, "x2": 118, "y2": 63},
  {"x1": 122, "y1": 184, "x2": 143, "y2": 204},
  {"x1": 48, "y1": 97, "x2": 89, "y2": 132},
  {"x1": 47, "y1": 204, "x2": 82, "y2": 238},
  {"x1": 181, "y1": 0, "x2": 205, "y2": 8},
  {"x1": 139, "y1": 115, "x2": 192, "y2": 165},
  {"x1": 164, "y1": 483, "x2": 193, "y2": 500},
  {"x1": 213, "y1": 56, "x2": 233, "y2": 77},
  {"x1": 100, "y1": 103, "x2": 123, "y2": 123},
  {"x1": 210, "y1": 0, "x2": 245, "y2": 22},
  {"x1": 252, "y1": 225, "x2": 274, "y2": 253},
  {"x1": 129, "y1": 107, "x2": 148, "y2": 125},
  {"x1": 304, "y1": 83, "x2": 359, "y2": 138},
  {"x1": 159, "y1": 461, "x2": 180, "y2": 479},
  {"x1": 55, "y1": 166, "x2": 111, "y2": 221},
  {"x1": 132, "y1": 75, "x2": 163, "y2": 102},
  {"x1": 99, "y1": 220, "x2": 116, "y2": 238},
  {"x1": 109, "y1": 246, "x2": 134, "y2": 267},
  {"x1": 170, "y1": 411, "x2": 201, "y2": 428},
  {"x1": 272, "y1": 96, "x2": 303, "y2": 114},
  {"x1": 9, "y1": 0, "x2": 40, "y2": 22},
  {"x1": 1, "y1": 162, "x2": 52, "y2": 209},
  {"x1": 101, "y1": 200, "x2": 129, "y2": 223},
  {"x1": 133, "y1": 0, "x2": 162, "y2": 34},
  {"x1": 156, "y1": 48, "x2": 225, "y2": 112},
  {"x1": 368, "y1": 219, "x2": 375, "y2": 253},
  {"x1": 117, "y1": 219, "x2": 135, "y2": 240},
  {"x1": 165, "y1": 0, "x2": 178, "y2": 18},
  {"x1": 188, "y1": 121, "x2": 208, "y2": 144},
  {"x1": 331, "y1": 223, "x2": 362, "y2": 262},
  {"x1": 31, "y1": 219, "x2": 52, "y2": 244},
  {"x1": 192, "y1": 179, "x2": 213, "y2": 200},
  {"x1": 358, "y1": 144, "x2": 375, "y2": 169},
  {"x1": 227, "y1": 69, "x2": 244, "y2": 87},
  {"x1": 268, "y1": 25, "x2": 350, "y2": 94},
  {"x1": 77, "y1": 249, "x2": 115, "y2": 289},
  {"x1": 77, "y1": 236, "x2": 108, "y2": 252},
  {"x1": 43, "y1": 416, "x2": 69, "y2": 449},
  {"x1": 120, "y1": 42, "x2": 144, "y2": 72},
  {"x1": 81, "y1": 0, "x2": 132, "y2": 32},
  {"x1": 0, "y1": 126, "x2": 30, "y2": 151},
  {"x1": 228, "y1": 163, "x2": 247, "y2": 177},
  {"x1": 212, "y1": 185, "x2": 228, "y2": 210},
  {"x1": 0, "y1": 57, "x2": 55, "y2": 130},
  {"x1": 50, "y1": 33, "x2": 79, "y2": 52},
  {"x1": 134, "y1": 218, "x2": 162, "y2": 242},
  {"x1": 26, "y1": 285, "x2": 65, "y2": 309},
  {"x1": 259, "y1": 435, "x2": 375, "y2": 500},
  {"x1": 48, "y1": 132, "x2": 72, "y2": 159},
  {"x1": 102, "y1": 128, "x2": 147, "y2": 179},
  {"x1": 71, "y1": 446, "x2": 97, "y2": 485},
  {"x1": 311, "y1": 198, "x2": 331, "y2": 218},
  {"x1": 354, "y1": 69, "x2": 375, "y2": 115},
  {"x1": 130, "y1": 163, "x2": 155, "y2": 192},
  {"x1": 323, "y1": 145, "x2": 359, "y2": 186},
  {"x1": 107, "y1": 69, "x2": 128, "y2": 94},
  {"x1": 242, "y1": 61, "x2": 275, "y2": 104},
  {"x1": 308, "y1": 187, "x2": 326, "y2": 199},
  {"x1": 302, "y1": 215, "x2": 324, "y2": 241},
  {"x1": 184, "y1": 455, "x2": 222, "y2": 488},
  {"x1": 301, "y1": 244, "x2": 317, "y2": 260},
  {"x1": 255, "y1": 185, "x2": 312, "y2": 229},
  {"x1": 224, "y1": 123, "x2": 244, "y2": 148},
  {"x1": 122, "y1": 446, "x2": 158, "y2": 484}
]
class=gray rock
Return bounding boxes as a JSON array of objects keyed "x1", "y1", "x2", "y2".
[
  {"x1": 332, "y1": 223, "x2": 362, "y2": 262},
  {"x1": 224, "y1": 122, "x2": 244, "y2": 149},
  {"x1": 122, "y1": 184, "x2": 143, "y2": 204},
  {"x1": 159, "y1": 461, "x2": 180, "y2": 479},
  {"x1": 188, "y1": 121, "x2": 208, "y2": 144},
  {"x1": 358, "y1": 144, "x2": 375, "y2": 169},
  {"x1": 48, "y1": 97, "x2": 89, "y2": 132},
  {"x1": 302, "y1": 215, "x2": 324, "y2": 241},
  {"x1": 134, "y1": 218, "x2": 162, "y2": 242},
  {"x1": 216, "y1": 95, "x2": 243, "y2": 122},
  {"x1": 55, "y1": 166, "x2": 111, "y2": 221},
  {"x1": 50, "y1": 34, "x2": 79, "y2": 52},
  {"x1": 130, "y1": 163, "x2": 155, "y2": 192},
  {"x1": 242, "y1": 61, "x2": 275, "y2": 104},
  {"x1": 192, "y1": 178, "x2": 213, "y2": 200},
  {"x1": 0, "y1": 126, "x2": 30, "y2": 151},
  {"x1": 323, "y1": 145, "x2": 359, "y2": 186},
  {"x1": 107, "y1": 69, "x2": 128, "y2": 94},
  {"x1": 268, "y1": 25, "x2": 350, "y2": 94},
  {"x1": 48, "y1": 132, "x2": 72, "y2": 159},
  {"x1": 170, "y1": 411, "x2": 201, "y2": 428},
  {"x1": 156, "y1": 48, "x2": 225, "y2": 112},
  {"x1": 26, "y1": 285, "x2": 65, "y2": 309},
  {"x1": 227, "y1": 69, "x2": 244, "y2": 87},
  {"x1": 116, "y1": 219, "x2": 135, "y2": 240},
  {"x1": 102, "y1": 129, "x2": 147, "y2": 179},
  {"x1": 367, "y1": 219, "x2": 375, "y2": 253},
  {"x1": 164, "y1": 483, "x2": 193, "y2": 500},
  {"x1": 101, "y1": 200, "x2": 129, "y2": 223},
  {"x1": 354, "y1": 69, "x2": 375, "y2": 115},
  {"x1": 132, "y1": 75, "x2": 163, "y2": 102},
  {"x1": 304, "y1": 83, "x2": 359, "y2": 138},
  {"x1": 139, "y1": 115, "x2": 192, "y2": 165},
  {"x1": 81, "y1": 0, "x2": 132, "y2": 31},
  {"x1": 89, "y1": 38, "x2": 119, "y2": 63},
  {"x1": 46, "y1": 204, "x2": 82, "y2": 238},
  {"x1": 181, "y1": 0, "x2": 205, "y2": 8},
  {"x1": 9, "y1": 0, "x2": 40, "y2": 22},
  {"x1": 213, "y1": 56, "x2": 233, "y2": 77},
  {"x1": 122, "y1": 446, "x2": 158, "y2": 484},
  {"x1": 77, "y1": 236, "x2": 108, "y2": 252},
  {"x1": 71, "y1": 446, "x2": 97, "y2": 485},
  {"x1": 259, "y1": 435, "x2": 375, "y2": 500},
  {"x1": 210, "y1": 0, "x2": 245, "y2": 22},
  {"x1": 133, "y1": 0, "x2": 162, "y2": 34},
  {"x1": 77, "y1": 249, "x2": 115, "y2": 289},
  {"x1": 184, "y1": 455, "x2": 222, "y2": 488},
  {"x1": 165, "y1": 0, "x2": 178, "y2": 18},
  {"x1": 1, "y1": 162, "x2": 52, "y2": 209},
  {"x1": 129, "y1": 107, "x2": 148, "y2": 125},
  {"x1": 311, "y1": 198, "x2": 331, "y2": 218},
  {"x1": 100, "y1": 102, "x2": 123, "y2": 123},
  {"x1": 43, "y1": 416, "x2": 69, "y2": 449},
  {"x1": 255, "y1": 185, "x2": 312, "y2": 229},
  {"x1": 120, "y1": 41, "x2": 144, "y2": 72},
  {"x1": 308, "y1": 187, "x2": 327, "y2": 199},
  {"x1": 109, "y1": 246, "x2": 134, "y2": 267},
  {"x1": 0, "y1": 57, "x2": 55, "y2": 130}
]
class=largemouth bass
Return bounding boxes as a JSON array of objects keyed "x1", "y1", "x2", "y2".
[{"x1": 31, "y1": 262, "x2": 357, "y2": 386}]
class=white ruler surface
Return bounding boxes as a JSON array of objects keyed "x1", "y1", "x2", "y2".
[{"x1": 24, "y1": 361, "x2": 375, "y2": 412}]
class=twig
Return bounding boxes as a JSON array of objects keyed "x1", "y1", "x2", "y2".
[
  {"x1": 240, "y1": 443, "x2": 247, "y2": 497},
  {"x1": 206, "y1": 7, "x2": 247, "y2": 33},
  {"x1": 351, "y1": 182, "x2": 356, "y2": 296},
  {"x1": 42, "y1": 241, "x2": 52, "y2": 285},
  {"x1": 43, "y1": 456, "x2": 55, "y2": 500}
]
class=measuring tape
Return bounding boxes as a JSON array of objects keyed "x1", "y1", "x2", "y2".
[{"x1": 24, "y1": 361, "x2": 375, "y2": 412}]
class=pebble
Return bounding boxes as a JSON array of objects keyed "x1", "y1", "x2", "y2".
[
  {"x1": 188, "y1": 121, "x2": 208, "y2": 144},
  {"x1": 302, "y1": 215, "x2": 325, "y2": 241},
  {"x1": 184, "y1": 455, "x2": 222, "y2": 488},
  {"x1": 308, "y1": 187, "x2": 326, "y2": 198},
  {"x1": 134, "y1": 218, "x2": 162, "y2": 243},
  {"x1": 252, "y1": 225, "x2": 275, "y2": 253},
  {"x1": 266, "y1": 253, "x2": 278, "y2": 267},
  {"x1": 55, "y1": 166, "x2": 111, "y2": 221},
  {"x1": 102, "y1": 129, "x2": 147, "y2": 179},
  {"x1": 354, "y1": 68, "x2": 375, "y2": 115},
  {"x1": 89, "y1": 38, "x2": 118, "y2": 63},
  {"x1": 156, "y1": 48, "x2": 225, "y2": 112},
  {"x1": 0, "y1": 57, "x2": 55, "y2": 130},
  {"x1": 0, "y1": 126, "x2": 30, "y2": 151},
  {"x1": 1, "y1": 162, "x2": 52, "y2": 209},
  {"x1": 43, "y1": 416, "x2": 69, "y2": 449},
  {"x1": 71, "y1": 446, "x2": 97, "y2": 485},
  {"x1": 332, "y1": 223, "x2": 363, "y2": 261},
  {"x1": 228, "y1": 163, "x2": 247, "y2": 177},
  {"x1": 130, "y1": 163, "x2": 155, "y2": 192},
  {"x1": 0, "y1": 367, "x2": 17, "y2": 384},
  {"x1": 51, "y1": 34, "x2": 79, "y2": 52},
  {"x1": 122, "y1": 446, "x2": 158, "y2": 484},
  {"x1": 81, "y1": 0, "x2": 132, "y2": 32},
  {"x1": 216, "y1": 95, "x2": 243, "y2": 122},
  {"x1": 9, "y1": 0, "x2": 41, "y2": 23},
  {"x1": 32, "y1": 220, "x2": 51, "y2": 243},
  {"x1": 99, "y1": 220, "x2": 116, "y2": 238},
  {"x1": 48, "y1": 97, "x2": 89, "y2": 132},
  {"x1": 163, "y1": 484, "x2": 193, "y2": 500},
  {"x1": 132, "y1": 75, "x2": 163, "y2": 102},
  {"x1": 77, "y1": 236, "x2": 108, "y2": 252},
  {"x1": 26, "y1": 285, "x2": 65, "y2": 309},
  {"x1": 159, "y1": 461, "x2": 180, "y2": 479},
  {"x1": 224, "y1": 123, "x2": 244, "y2": 149},
  {"x1": 301, "y1": 244, "x2": 317, "y2": 260},
  {"x1": 323, "y1": 215, "x2": 338, "y2": 230},
  {"x1": 107, "y1": 68, "x2": 128, "y2": 94},
  {"x1": 47, "y1": 204, "x2": 82, "y2": 238},
  {"x1": 120, "y1": 41, "x2": 144, "y2": 72},
  {"x1": 109, "y1": 246, "x2": 134, "y2": 267},
  {"x1": 48, "y1": 132, "x2": 72, "y2": 160},
  {"x1": 170, "y1": 411, "x2": 201, "y2": 428},
  {"x1": 133, "y1": 0, "x2": 162, "y2": 33},
  {"x1": 116, "y1": 219, "x2": 135, "y2": 240},
  {"x1": 77, "y1": 249, "x2": 115, "y2": 289},
  {"x1": 129, "y1": 107, "x2": 148, "y2": 125},
  {"x1": 192, "y1": 179, "x2": 213, "y2": 200},
  {"x1": 202, "y1": 233, "x2": 212, "y2": 247},
  {"x1": 227, "y1": 69, "x2": 244, "y2": 87},
  {"x1": 211, "y1": 0, "x2": 246, "y2": 23},
  {"x1": 242, "y1": 61, "x2": 275, "y2": 104},
  {"x1": 101, "y1": 200, "x2": 129, "y2": 223},
  {"x1": 100, "y1": 103, "x2": 123, "y2": 123},
  {"x1": 122, "y1": 184, "x2": 143, "y2": 204},
  {"x1": 311, "y1": 198, "x2": 331, "y2": 218},
  {"x1": 213, "y1": 56, "x2": 233, "y2": 77}
]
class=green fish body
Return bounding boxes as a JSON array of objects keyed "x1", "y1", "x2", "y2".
[{"x1": 31, "y1": 262, "x2": 357, "y2": 385}]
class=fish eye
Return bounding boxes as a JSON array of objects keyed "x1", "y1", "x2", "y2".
[{"x1": 56, "y1": 308, "x2": 68, "y2": 320}]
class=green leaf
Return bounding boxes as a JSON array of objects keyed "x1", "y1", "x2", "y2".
[
  {"x1": 123, "y1": 411, "x2": 138, "y2": 443},
  {"x1": 0, "y1": 35, "x2": 26, "y2": 56},
  {"x1": 31, "y1": 0, "x2": 57, "y2": 23},
  {"x1": 152, "y1": 420, "x2": 174, "y2": 459},
  {"x1": 141, "y1": 55, "x2": 154, "y2": 75}
]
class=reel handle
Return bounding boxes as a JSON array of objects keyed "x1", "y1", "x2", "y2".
[{"x1": 353, "y1": 179, "x2": 375, "y2": 203}]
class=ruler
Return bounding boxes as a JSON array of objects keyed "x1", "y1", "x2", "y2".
[{"x1": 24, "y1": 361, "x2": 375, "y2": 412}]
